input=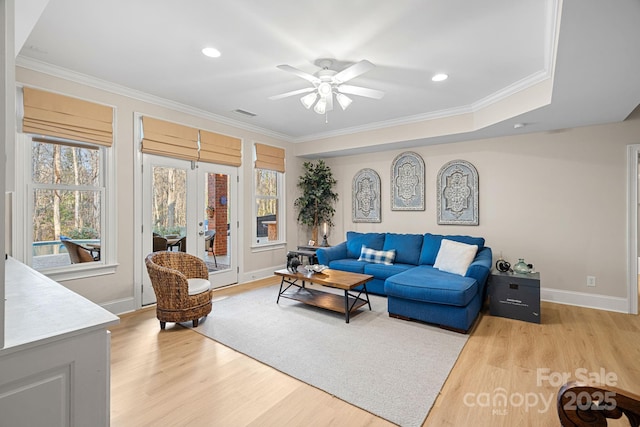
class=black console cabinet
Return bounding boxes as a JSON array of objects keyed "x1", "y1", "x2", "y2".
[{"x1": 489, "y1": 271, "x2": 541, "y2": 324}]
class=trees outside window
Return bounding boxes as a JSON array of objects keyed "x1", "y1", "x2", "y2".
[
  {"x1": 254, "y1": 168, "x2": 282, "y2": 244},
  {"x1": 30, "y1": 139, "x2": 104, "y2": 269}
]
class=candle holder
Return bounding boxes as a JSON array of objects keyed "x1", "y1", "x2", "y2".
[{"x1": 320, "y1": 234, "x2": 329, "y2": 247}]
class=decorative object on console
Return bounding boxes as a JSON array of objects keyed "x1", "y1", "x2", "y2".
[
  {"x1": 352, "y1": 168, "x2": 381, "y2": 222},
  {"x1": 495, "y1": 257, "x2": 511, "y2": 272},
  {"x1": 513, "y1": 258, "x2": 531, "y2": 274},
  {"x1": 391, "y1": 151, "x2": 425, "y2": 211},
  {"x1": 320, "y1": 222, "x2": 329, "y2": 247},
  {"x1": 437, "y1": 159, "x2": 479, "y2": 225},
  {"x1": 303, "y1": 264, "x2": 327, "y2": 274},
  {"x1": 286, "y1": 251, "x2": 301, "y2": 273}
]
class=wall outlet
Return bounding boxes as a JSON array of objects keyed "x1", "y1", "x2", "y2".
[{"x1": 587, "y1": 276, "x2": 596, "y2": 287}]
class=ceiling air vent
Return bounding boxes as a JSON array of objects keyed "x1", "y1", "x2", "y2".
[{"x1": 233, "y1": 109, "x2": 257, "y2": 117}]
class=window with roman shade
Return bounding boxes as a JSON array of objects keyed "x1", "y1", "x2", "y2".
[
  {"x1": 199, "y1": 130, "x2": 242, "y2": 166},
  {"x1": 22, "y1": 87, "x2": 114, "y2": 146},
  {"x1": 254, "y1": 143, "x2": 285, "y2": 173},
  {"x1": 253, "y1": 143, "x2": 285, "y2": 246},
  {"x1": 140, "y1": 116, "x2": 199, "y2": 161}
]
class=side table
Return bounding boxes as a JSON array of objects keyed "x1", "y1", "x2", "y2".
[
  {"x1": 489, "y1": 271, "x2": 541, "y2": 323},
  {"x1": 293, "y1": 245, "x2": 331, "y2": 265}
]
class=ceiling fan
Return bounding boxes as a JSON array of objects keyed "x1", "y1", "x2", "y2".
[{"x1": 269, "y1": 59, "x2": 385, "y2": 115}]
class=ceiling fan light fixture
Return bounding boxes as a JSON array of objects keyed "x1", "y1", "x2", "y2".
[
  {"x1": 336, "y1": 93, "x2": 352, "y2": 110},
  {"x1": 300, "y1": 92, "x2": 318, "y2": 109},
  {"x1": 318, "y1": 82, "x2": 332, "y2": 98},
  {"x1": 314, "y1": 98, "x2": 327, "y2": 114}
]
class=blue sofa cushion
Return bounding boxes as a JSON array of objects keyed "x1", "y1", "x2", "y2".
[
  {"x1": 419, "y1": 233, "x2": 486, "y2": 266},
  {"x1": 327, "y1": 258, "x2": 368, "y2": 274},
  {"x1": 346, "y1": 232, "x2": 385, "y2": 258},
  {"x1": 383, "y1": 233, "x2": 423, "y2": 265},
  {"x1": 364, "y1": 263, "x2": 416, "y2": 280},
  {"x1": 384, "y1": 266, "x2": 478, "y2": 307}
]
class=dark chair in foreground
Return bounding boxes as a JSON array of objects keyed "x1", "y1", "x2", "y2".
[
  {"x1": 558, "y1": 382, "x2": 640, "y2": 426},
  {"x1": 62, "y1": 240, "x2": 95, "y2": 264},
  {"x1": 204, "y1": 230, "x2": 217, "y2": 267},
  {"x1": 144, "y1": 251, "x2": 212, "y2": 329}
]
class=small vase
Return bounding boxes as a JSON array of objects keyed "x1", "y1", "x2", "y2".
[{"x1": 513, "y1": 259, "x2": 530, "y2": 274}]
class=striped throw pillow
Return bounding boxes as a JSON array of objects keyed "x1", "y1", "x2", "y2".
[{"x1": 358, "y1": 245, "x2": 396, "y2": 265}]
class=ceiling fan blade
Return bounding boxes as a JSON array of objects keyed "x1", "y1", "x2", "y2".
[
  {"x1": 337, "y1": 84, "x2": 385, "y2": 99},
  {"x1": 333, "y1": 60, "x2": 375, "y2": 84},
  {"x1": 276, "y1": 64, "x2": 320, "y2": 84},
  {"x1": 268, "y1": 87, "x2": 315, "y2": 100},
  {"x1": 326, "y1": 92, "x2": 334, "y2": 112}
]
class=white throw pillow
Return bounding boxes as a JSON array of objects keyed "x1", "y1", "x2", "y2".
[{"x1": 433, "y1": 239, "x2": 478, "y2": 276}]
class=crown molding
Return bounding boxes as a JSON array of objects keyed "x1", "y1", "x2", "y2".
[
  {"x1": 292, "y1": 68, "x2": 552, "y2": 143},
  {"x1": 15, "y1": 55, "x2": 293, "y2": 142}
]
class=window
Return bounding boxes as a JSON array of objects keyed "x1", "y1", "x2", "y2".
[
  {"x1": 29, "y1": 138, "x2": 106, "y2": 271},
  {"x1": 253, "y1": 143, "x2": 285, "y2": 247},
  {"x1": 254, "y1": 168, "x2": 284, "y2": 246}
]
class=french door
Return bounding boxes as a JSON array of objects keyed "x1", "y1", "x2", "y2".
[{"x1": 141, "y1": 154, "x2": 237, "y2": 306}]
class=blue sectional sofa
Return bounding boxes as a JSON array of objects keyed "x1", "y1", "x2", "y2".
[{"x1": 316, "y1": 231, "x2": 492, "y2": 332}]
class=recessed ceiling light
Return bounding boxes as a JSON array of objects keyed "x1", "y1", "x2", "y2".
[
  {"x1": 432, "y1": 73, "x2": 448, "y2": 82},
  {"x1": 202, "y1": 47, "x2": 221, "y2": 58}
]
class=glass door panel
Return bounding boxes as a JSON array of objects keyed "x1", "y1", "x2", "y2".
[
  {"x1": 142, "y1": 155, "x2": 237, "y2": 306},
  {"x1": 198, "y1": 165, "x2": 237, "y2": 289},
  {"x1": 152, "y1": 166, "x2": 187, "y2": 250}
]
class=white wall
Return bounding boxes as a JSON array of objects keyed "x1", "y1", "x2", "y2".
[{"x1": 321, "y1": 113, "x2": 639, "y2": 308}]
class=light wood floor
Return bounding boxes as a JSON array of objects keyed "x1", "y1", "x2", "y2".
[{"x1": 110, "y1": 277, "x2": 640, "y2": 427}]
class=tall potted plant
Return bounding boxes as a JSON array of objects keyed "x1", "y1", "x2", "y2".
[{"x1": 294, "y1": 160, "x2": 338, "y2": 243}]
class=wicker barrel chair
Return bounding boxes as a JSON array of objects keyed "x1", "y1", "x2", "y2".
[{"x1": 144, "y1": 251, "x2": 212, "y2": 329}]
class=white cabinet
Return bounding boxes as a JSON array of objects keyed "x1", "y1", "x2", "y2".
[{"x1": 0, "y1": 258, "x2": 119, "y2": 427}]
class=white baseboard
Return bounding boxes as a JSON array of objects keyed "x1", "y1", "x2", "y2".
[
  {"x1": 541, "y1": 287, "x2": 629, "y2": 313},
  {"x1": 101, "y1": 296, "x2": 136, "y2": 315},
  {"x1": 240, "y1": 265, "x2": 282, "y2": 285}
]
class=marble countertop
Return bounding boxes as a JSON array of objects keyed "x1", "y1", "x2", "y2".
[{"x1": 1, "y1": 257, "x2": 120, "y2": 355}]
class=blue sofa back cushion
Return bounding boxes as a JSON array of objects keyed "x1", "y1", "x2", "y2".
[
  {"x1": 346, "y1": 232, "x2": 385, "y2": 259},
  {"x1": 383, "y1": 233, "x2": 424, "y2": 265},
  {"x1": 419, "y1": 233, "x2": 486, "y2": 266}
]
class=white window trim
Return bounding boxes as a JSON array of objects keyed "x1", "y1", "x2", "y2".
[
  {"x1": 251, "y1": 166, "x2": 286, "y2": 250},
  {"x1": 14, "y1": 132, "x2": 118, "y2": 281}
]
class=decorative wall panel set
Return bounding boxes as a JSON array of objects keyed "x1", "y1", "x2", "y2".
[{"x1": 351, "y1": 153, "x2": 479, "y2": 225}]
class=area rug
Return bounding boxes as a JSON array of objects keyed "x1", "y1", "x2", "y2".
[{"x1": 193, "y1": 284, "x2": 469, "y2": 427}]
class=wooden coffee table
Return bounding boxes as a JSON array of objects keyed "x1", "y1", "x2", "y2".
[{"x1": 274, "y1": 268, "x2": 373, "y2": 323}]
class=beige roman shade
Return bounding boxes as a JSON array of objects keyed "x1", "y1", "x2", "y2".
[
  {"x1": 141, "y1": 116, "x2": 199, "y2": 161},
  {"x1": 22, "y1": 87, "x2": 114, "y2": 146},
  {"x1": 254, "y1": 143, "x2": 285, "y2": 173},
  {"x1": 199, "y1": 130, "x2": 242, "y2": 167}
]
